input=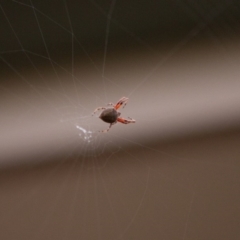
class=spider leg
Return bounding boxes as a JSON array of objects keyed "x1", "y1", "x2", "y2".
[
  {"x1": 114, "y1": 97, "x2": 128, "y2": 110},
  {"x1": 92, "y1": 107, "x2": 106, "y2": 115},
  {"x1": 117, "y1": 117, "x2": 136, "y2": 124},
  {"x1": 99, "y1": 121, "x2": 117, "y2": 133}
]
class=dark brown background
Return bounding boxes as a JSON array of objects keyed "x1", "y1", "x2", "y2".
[{"x1": 1, "y1": 0, "x2": 240, "y2": 239}]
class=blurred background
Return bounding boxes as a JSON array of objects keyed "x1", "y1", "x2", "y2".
[{"x1": 0, "y1": 0, "x2": 240, "y2": 239}]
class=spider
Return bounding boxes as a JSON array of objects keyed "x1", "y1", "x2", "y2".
[{"x1": 92, "y1": 97, "x2": 136, "y2": 132}]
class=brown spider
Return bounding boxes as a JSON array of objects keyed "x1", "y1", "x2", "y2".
[{"x1": 92, "y1": 97, "x2": 136, "y2": 132}]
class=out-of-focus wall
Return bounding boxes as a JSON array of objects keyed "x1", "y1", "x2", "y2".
[{"x1": 1, "y1": 0, "x2": 240, "y2": 239}]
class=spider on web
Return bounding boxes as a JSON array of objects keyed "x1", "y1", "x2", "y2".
[{"x1": 92, "y1": 97, "x2": 136, "y2": 132}]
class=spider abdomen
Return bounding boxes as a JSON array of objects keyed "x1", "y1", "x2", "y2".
[{"x1": 99, "y1": 108, "x2": 120, "y2": 124}]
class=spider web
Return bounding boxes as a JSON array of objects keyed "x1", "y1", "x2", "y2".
[{"x1": 1, "y1": 0, "x2": 240, "y2": 240}]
